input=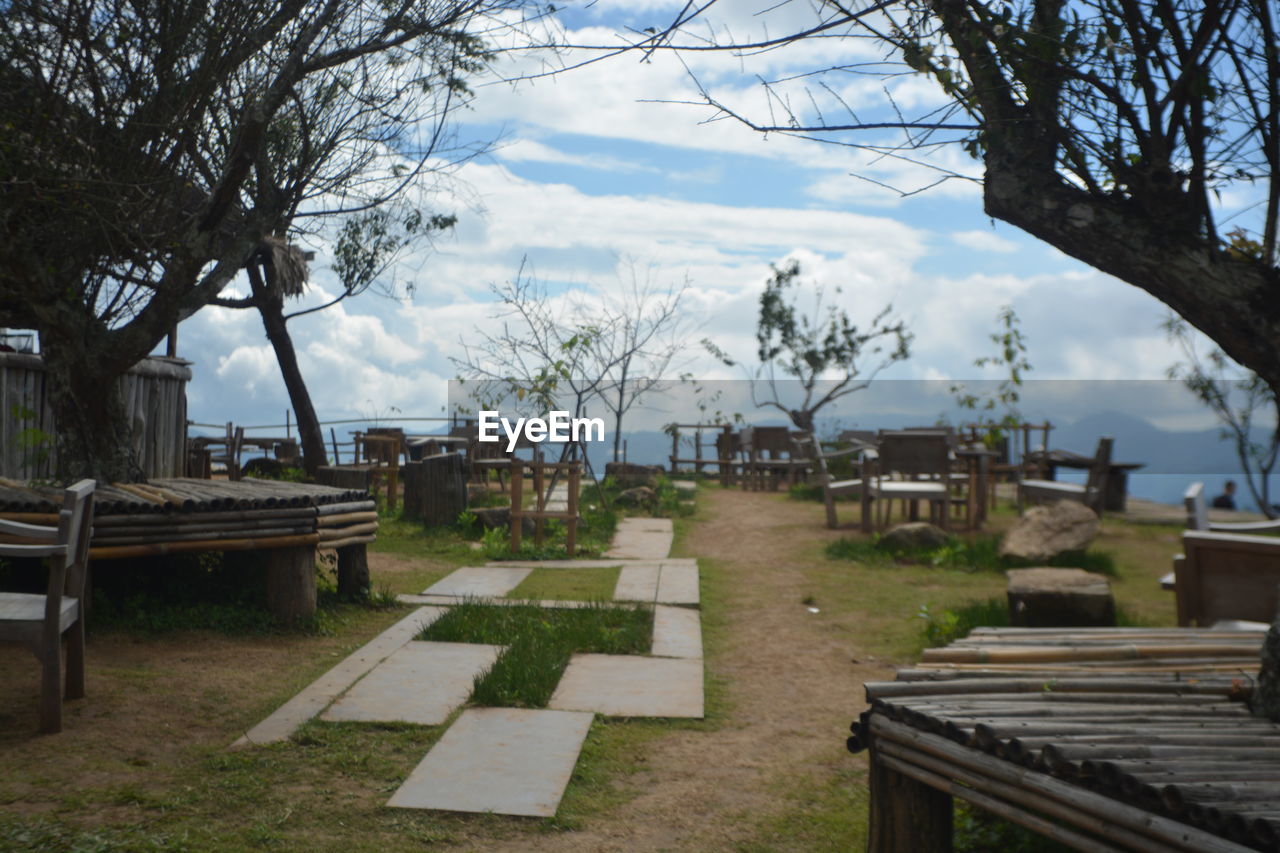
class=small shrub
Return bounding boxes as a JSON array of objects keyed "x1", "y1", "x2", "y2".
[
  {"x1": 919, "y1": 598, "x2": 1009, "y2": 648},
  {"x1": 787, "y1": 483, "x2": 826, "y2": 503}
]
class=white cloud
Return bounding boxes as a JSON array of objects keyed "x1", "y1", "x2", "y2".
[{"x1": 951, "y1": 229, "x2": 1018, "y2": 254}]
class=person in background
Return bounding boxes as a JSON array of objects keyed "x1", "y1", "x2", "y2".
[{"x1": 1211, "y1": 480, "x2": 1237, "y2": 510}]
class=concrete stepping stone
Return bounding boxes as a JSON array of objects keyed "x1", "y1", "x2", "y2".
[
  {"x1": 422, "y1": 566, "x2": 532, "y2": 598},
  {"x1": 387, "y1": 707, "x2": 594, "y2": 817},
  {"x1": 655, "y1": 562, "x2": 699, "y2": 605},
  {"x1": 549, "y1": 654, "x2": 704, "y2": 718},
  {"x1": 670, "y1": 480, "x2": 697, "y2": 494},
  {"x1": 605, "y1": 517, "x2": 674, "y2": 560},
  {"x1": 321, "y1": 642, "x2": 501, "y2": 725},
  {"x1": 651, "y1": 605, "x2": 703, "y2": 659},
  {"x1": 613, "y1": 564, "x2": 660, "y2": 602},
  {"x1": 233, "y1": 607, "x2": 445, "y2": 747}
]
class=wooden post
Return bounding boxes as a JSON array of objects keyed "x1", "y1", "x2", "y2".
[
  {"x1": 336, "y1": 543, "x2": 370, "y2": 599},
  {"x1": 566, "y1": 464, "x2": 580, "y2": 556},
  {"x1": 509, "y1": 461, "x2": 523, "y2": 553},
  {"x1": 532, "y1": 461, "x2": 545, "y2": 547},
  {"x1": 266, "y1": 545, "x2": 317, "y2": 623},
  {"x1": 868, "y1": 748, "x2": 953, "y2": 853},
  {"x1": 694, "y1": 425, "x2": 703, "y2": 477},
  {"x1": 670, "y1": 428, "x2": 679, "y2": 476}
]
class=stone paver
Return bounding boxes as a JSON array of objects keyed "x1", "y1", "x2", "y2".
[
  {"x1": 233, "y1": 607, "x2": 445, "y2": 747},
  {"x1": 655, "y1": 562, "x2": 700, "y2": 605},
  {"x1": 613, "y1": 564, "x2": 660, "y2": 602},
  {"x1": 549, "y1": 654, "x2": 704, "y2": 718},
  {"x1": 651, "y1": 605, "x2": 703, "y2": 659},
  {"x1": 604, "y1": 517, "x2": 674, "y2": 560},
  {"x1": 322, "y1": 642, "x2": 501, "y2": 725},
  {"x1": 423, "y1": 566, "x2": 532, "y2": 597},
  {"x1": 670, "y1": 480, "x2": 697, "y2": 494},
  {"x1": 387, "y1": 707, "x2": 594, "y2": 817}
]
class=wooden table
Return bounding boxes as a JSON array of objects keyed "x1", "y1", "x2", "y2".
[
  {"x1": 852, "y1": 626, "x2": 1274, "y2": 852},
  {"x1": 1025, "y1": 450, "x2": 1145, "y2": 512}
]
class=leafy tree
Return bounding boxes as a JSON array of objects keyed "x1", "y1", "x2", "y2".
[
  {"x1": 211, "y1": 207, "x2": 456, "y2": 476},
  {"x1": 0, "y1": 0, "x2": 531, "y2": 481},
  {"x1": 707, "y1": 260, "x2": 911, "y2": 432},
  {"x1": 1165, "y1": 314, "x2": 1280, "y2": 517},
  {"x1": 951, "y1": 304, "x2": 1033, "y2": 450},
  {"x1": 602, "y1": 1, "x2": 1280, "y2": 395}
]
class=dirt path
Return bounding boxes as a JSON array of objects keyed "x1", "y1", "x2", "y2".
[{"x1": 489, "y1": 487, "x2": 895, "y2": 852}]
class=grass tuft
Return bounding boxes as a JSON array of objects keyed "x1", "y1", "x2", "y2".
[
  {"x1": 827, "y1": 533, "x2": 1117, "y2": 575},
  {"x1": 421, "y1": 601, "x2": 652, "y2": 707}
]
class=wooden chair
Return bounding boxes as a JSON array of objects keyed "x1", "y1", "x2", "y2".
[
  {"x1": 1173, "y1": 529, "x2": 1280, "y2": 627},
  {"x1": 1018, "y1": 436, "x2": 1113, "y2": 514},
  {"x1": 209, "y1": 422, "x2": 245, "y2": 481},
  {"x1": 0, "y1": 479, "x2": 95, "y2": 733},
  {"x1": 866, "y1": 430, "x2": 953, "y2": 531},
  {"x1": 792, "y1": 433, "x2": 871, "y2": 530}
]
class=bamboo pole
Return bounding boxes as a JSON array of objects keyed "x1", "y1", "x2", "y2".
[
  {"x1": 315, "y1": 534, "x2": 377, "y2": 550},
  {"x1": 316, "y1": 522, "x2": 378, "y2": 540},
  {"x1": 922, "y1": 644, "x2": 1261, "y2": 664},
  {"x1": 314, "y1": 511, "x2": 378, "y2": 528},
  {"x1": 315, "y1": 500, "x2": 378, "y2": 516},
  {"x1": 867, "y1": 677, "x2": 1249, "y2": 700},
  {"x1": 90, "y1": 533, "x2": 320, "y2": 560}
]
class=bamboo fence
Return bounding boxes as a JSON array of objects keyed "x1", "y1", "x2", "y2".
[{"x1": 853, "y1": 626, "x2": 1277, "y2": 851}]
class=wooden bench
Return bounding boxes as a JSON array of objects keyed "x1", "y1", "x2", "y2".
[
  {"x1": 1018, "y1": 436, "x2": 1112, "y2": 514},
  {"x1": 1173, "y1": 529, "x2": 1280, "y2": 627}
]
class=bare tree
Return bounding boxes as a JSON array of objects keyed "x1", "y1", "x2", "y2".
[
  {"x1": 1165, "y1": 314, "x2": 1280, "y2": 517},
  {"x1": 584, "y1": 268, "x2": 693, "y2": 461},
  {"x1": 0, "y1": 0, "x2": 537, "y2": 481},
  {"x1": 452, "y1": 267, "x2": 691, "y2": 463},
  {"x1": 706, "y1": 260, "x2": 911, "y2": 432}
]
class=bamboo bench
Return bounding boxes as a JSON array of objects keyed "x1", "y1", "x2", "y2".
[
  {"x1": 851, "y1": 626, "x2": 1275, "y2": 852},
  {"x1": 0, "y1": 478, "x2": 378, "y2": 622}
]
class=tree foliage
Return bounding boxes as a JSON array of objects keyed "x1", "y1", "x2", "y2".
[
  {"x1": 709, "y1": 260, "x2": 911, "y2": 432},
  {"x1": 0, "y1": 0, "x2": 531, "y2": 480}
]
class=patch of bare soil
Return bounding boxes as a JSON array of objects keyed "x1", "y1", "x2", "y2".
[{"x1": 488, "y1": 488, "x2": 894, "y2": 852}]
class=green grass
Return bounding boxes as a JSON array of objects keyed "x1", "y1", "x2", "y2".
[
  {"x1": 826, "y1": 533, "x2": 1117, "y2": 576},
  {"x1": 421, "y1": 601, "x2": 652, "y2": 707},
  {"x1": 506, "y1": 566, "x2": 621, "y2": 601}
]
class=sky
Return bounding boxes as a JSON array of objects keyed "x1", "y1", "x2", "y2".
[{"x1": 172, "y1": 1, "x2": 1237, "y2": 440}]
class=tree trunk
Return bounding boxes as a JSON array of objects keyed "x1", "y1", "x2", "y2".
[
  {"x1": 39, "y1": 330, "x2": 140, "y2": 484},
  {"x1": 247, "y1": 266, "x2": 328, "y2": 477}
]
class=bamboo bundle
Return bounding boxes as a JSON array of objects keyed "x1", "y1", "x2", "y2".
[
  {"x1": 857, "y1": 625, "x2": 1278, "y2": 852},
  {"x1": 870, "y1": 715, "x2": 1249, "y2": 853}
]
